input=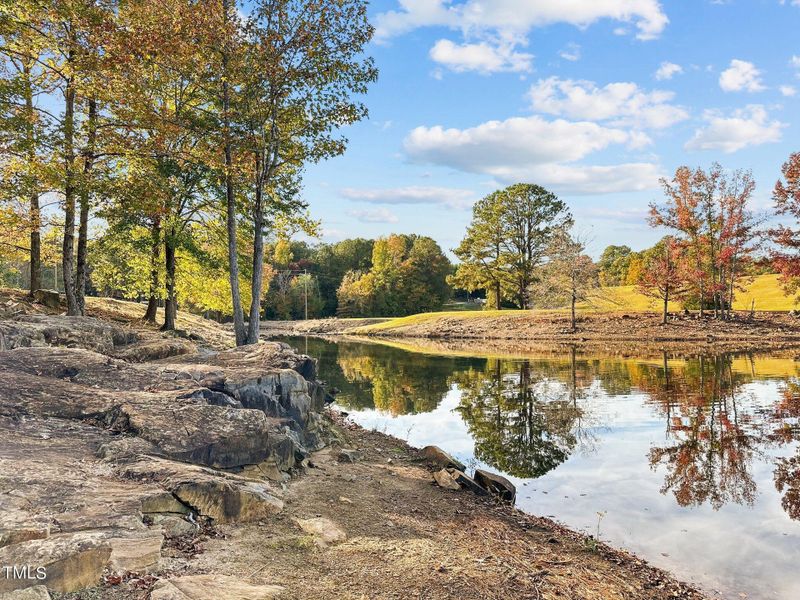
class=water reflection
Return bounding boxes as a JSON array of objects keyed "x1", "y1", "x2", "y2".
[
  {"x1": 453, "y1": 356, "x2": 587, "y2": 478},
  {"x1": 276, "y1": 336, "x2": 800, "y2": 598},
  {"x1": 300, "y1": 336, "x2": 800, "y2": 517}
]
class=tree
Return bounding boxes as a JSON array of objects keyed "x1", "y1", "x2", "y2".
[
  {"x1": 334, "y1": 234, "x2": 451, "y2": 318},
  {"x1": 451, "y1": 191, "x2": 507, "y2": 310},
  {"x1": 529, "y1": 229, "x2": 597, "y2": 330},
  {"x1": 770, "y1": 153, "x2": 800, "y2": 302},
  {"x1": 638, "y1": 236, "x2": 688, "y2": 324},
  {"x1": 452, "y1": 183, "x2": 571, "y2": 309},
  {"x1": 597, "y1": 245, "x2": 632, "y2": 287},
  {"x1": 226, "y1": 0, "x2": 376, "y2": 344},
  {"x1": 650, "y1": 164, "x2": 758, "y2": 318},
  {"x1": 0, "y1": 7, "x2": 52, "y2": 294}
]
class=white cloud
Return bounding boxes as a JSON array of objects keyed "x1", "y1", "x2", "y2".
[
  {"x1": 780, "y1": 85, "x2": 797, "y2": 97},
  {"x1": 340, "y1": 186, "x2": 478, "y2": 209},
  {"x1": 654, "y1": 61, "x2": 683, "y2": 80},
  {"x1": 346, "y1": 208, "x2": 399, "y2": 224},
  {"x1": 403, "y1": 115, "x2": 660, "y2": 194},
  {"x1": 430, "y1": 38, "x2": 533, "y2": 74},
  {"x1": 559, "y1": 43, "x2": 581, "y2": 62},
  {"x1": 685, "y1": 105, "x2": 785, "y2": 153},
  {"x1": 719, "y1": 59, "x2": 766, "y2": 92},
  {"x1": 528, "y1": 77, "x2": 689, "y2": 129},
  {"x1": 374, "y1": 0, "x2": 669, "y2": 42},
  {"x1": 792, "y1": 55, "x2": 800, "y2": 70},
  {"x1": 514, "y1": 163, "x2": 662, "y2": 194},
  {"x1": 405, "y1": 116, "x2": 648, "y2": 170}
]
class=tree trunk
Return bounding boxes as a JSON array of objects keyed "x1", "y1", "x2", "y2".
[
  {"x1": 663, "y1": 287, "x2": 669, "y2": 325},
  {"x1": 494, "y1": 281, "x2": 501, "y2": 310},
  {"x1": 246, "y1": 152, "x2": 265, "y2": 344},
  {"x1": 23, "y1": 61, "x2": 41, "y2": 295},
  {"x1": 75, "y1": 99, "x2": 97, "y2": 315},
  {"x1": 62, "y1": 69, "x2": 79, "y2": 315},
  {"x1": 570, "y1": 294, "x2": 576, "y2": 330},
  {"x1": 143, "y1": 218, "x2": 161, "y2": 323},
  {"x1": 221, "y1": 0, "x2": 246, "y2": 345},
  {"x1": 161, "y1": 232, "x2": 177, "y2": 331}
]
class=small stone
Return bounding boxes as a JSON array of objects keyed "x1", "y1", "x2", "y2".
[
  {"x1": 338, "y1": 496, "x2": 353, "y2": 504},
  {"x1": 337, "y1": 448, "x2": 363, "y2": 463},
  {"x1": 421, "y1": 446, "x2": 466, "y2": 472},
  {"x1": 433, "y1": 468, "x2": 460, "y2": 491}
]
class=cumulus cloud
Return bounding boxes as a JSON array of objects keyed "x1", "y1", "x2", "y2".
[
  {"x1": 780, "y1": 85, "x2": 797, "y2": 97},
  {"x1": 402, "y1": 115, "x2": 660, "y2": 194},
  {"x1": 528, "y1": 77, "x2": 689, "y2": 129},
  {"x1": 654, "y1": 61, "x2": 683, "y2": 80},
  {"x1": 430, "y1": 38, "x2": 533, "y2": 74},
  {"x1": 685, "y1": 105, "x2": 785, "y2": 153},
  {"x1": 374, "y1": 0, "x2": 669, "y2": 41},
  {"x1": 340, "y1": 186, "x2": 478, "y2": 210},
  {"x1": 719, "y1": 59, "x2": 766, "y2": 92},
  {"x1": 346, "y1": 208, "x2": 399, "y2": 224}
]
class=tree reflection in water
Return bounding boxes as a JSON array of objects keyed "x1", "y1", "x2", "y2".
[
  {"x1": 277, "y1": 336, "x2": 800, "y2": 520},
  {"x1": 642, "y1": 354, "x2": 763, "y2": 511},
  {"x1": 453, "y1": 349, "x2": 593, "y2": 479}
]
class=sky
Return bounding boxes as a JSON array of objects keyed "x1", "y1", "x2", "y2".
[{"x1": 299, "y1": 0, "x2": 800, "y2": 259}]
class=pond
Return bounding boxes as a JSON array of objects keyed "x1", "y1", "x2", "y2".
[{"x1": 275, "y1": 336, "x2": 800, "y2": 600}]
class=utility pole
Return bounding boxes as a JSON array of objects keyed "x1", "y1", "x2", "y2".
[{"x1": 304, "y1": 269, "x2": 308, "y2": 320}]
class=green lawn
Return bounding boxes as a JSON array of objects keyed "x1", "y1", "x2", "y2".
[{"x1": 357, "y1": 274, "x2": 797, "y2": 334}]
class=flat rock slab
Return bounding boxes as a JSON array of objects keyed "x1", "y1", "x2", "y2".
[
  {"x1": 150, "y1": 575, "x2": 284, "y2": 600},
  {"x1": 0, "y1": 586, "x2": 51, "y2": 599},
  {"x1": 294, "y1": 517, "x2": 346, "y2": 547}
]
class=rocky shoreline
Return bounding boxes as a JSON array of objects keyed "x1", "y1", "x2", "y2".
[{"x1": 0, "y1": 292, "x2": 708, "y2": 599}]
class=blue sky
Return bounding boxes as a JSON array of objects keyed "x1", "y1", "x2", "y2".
[{"x1": 302, "y1": 0, "x2": 800, "y2": 258}]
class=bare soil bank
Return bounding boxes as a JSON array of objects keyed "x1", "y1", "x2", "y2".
[
  {"x1": 264, "y1": 311, "x2": 800, "y2": 353},
  {"x1": 0, "y1": 290, "x2": 706, "y2": 598}
]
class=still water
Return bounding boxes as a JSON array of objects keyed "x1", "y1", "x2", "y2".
[{"x1": 276, "y1": 336, "x2": 800, "y2": 599}]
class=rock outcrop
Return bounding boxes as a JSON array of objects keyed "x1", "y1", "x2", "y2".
[{"x1": 0, "y1": 315, "x2": 330, "y2": 594}]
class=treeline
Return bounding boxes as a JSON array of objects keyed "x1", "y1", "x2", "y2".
[
  {"x1": 260, "y1": 234, "x2": 452, "y2": 320},
  {"x1": 453, "y1": 156, "x2": 800, "y2": 325},
  {"x1": 0, "y1": 0, "x2": 376, "y2": 345}
]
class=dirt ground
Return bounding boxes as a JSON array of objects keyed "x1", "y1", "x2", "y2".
[{"x1": 65, "y1": 412, "x2": 707, "y2": 600}]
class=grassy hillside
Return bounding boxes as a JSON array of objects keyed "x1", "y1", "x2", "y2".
[
  {"x1": 357, "y1": 274, "x2": 797, "y2": 334},
  {"x1": 586, "y1": 273, "x2": 796, "y2": 312}
]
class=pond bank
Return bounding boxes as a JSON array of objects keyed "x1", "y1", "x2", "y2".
[
  {"x1": 0, "y1": 290, "x2": 708, "y2": 599},
  {"x1": 263, "y1": 310, "x2": 800, "y2": 353}
]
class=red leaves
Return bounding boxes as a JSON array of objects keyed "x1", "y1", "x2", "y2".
[{"x1": 770, "y1": 154, "x2": 800, "y2": 295}]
